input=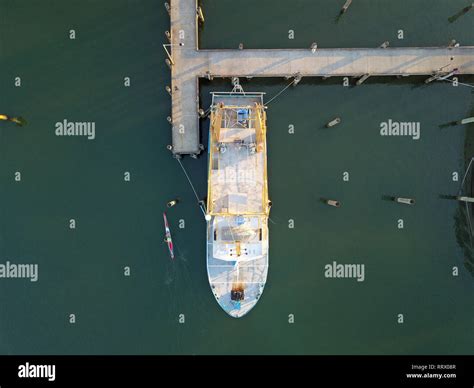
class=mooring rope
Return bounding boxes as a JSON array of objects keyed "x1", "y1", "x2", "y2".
[
  {"x1": 264, "y1": 78, "x2": 297, "y2": 105},
  {"x1": 460, "y1": 158, "x2": 474, "y2": 192},
  {"x1": 176, "y1": 157, "x2": 201, "y2": 202}
]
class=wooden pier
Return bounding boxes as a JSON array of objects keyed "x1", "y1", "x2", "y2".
[{"x1": 168, "y1": 0, "x2": 474, "y2": 155}]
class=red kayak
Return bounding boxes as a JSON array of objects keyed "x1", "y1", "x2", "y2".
[{"x1": 163, "y1": 212, "x2": 174, "y2": 259}]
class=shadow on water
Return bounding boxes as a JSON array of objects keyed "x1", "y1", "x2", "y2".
[
  {"x1": 439, "y1": 120, "x2": 459, "y2": 129},
  {"x1": 448, "y1": 4, "x2": 474, "y2": 23}
]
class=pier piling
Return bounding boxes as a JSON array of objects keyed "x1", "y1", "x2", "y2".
[
  {"x1": 457, "y1": 196, "x2": 474, "y2": 203},
  {"x1": 340, "y1": 0, "x2": 353, "y2": 14},
  {"x1": 311, "y1": 42, "x2": 318, "y2": 53},
  {"x1": 165, "y1": 86, "x2": 172, "y2": 96},
  {"x1": 326, "y1": 118, "x2": 341, "y2": 128},
  {"x1": 165, "y1": 30, "x2": 171, "y2": 42},
  {"x1": 205, "y1": 71, "x2": 214, "y2": 81},
  {"x1": 457, "y1": 117, "x2": 474, "y2": 125},
  {"x1": 356, "y1": 74, "x2": 371, "y2": 85},
  {"x1": 379, "y1": 41, "x2": 390, "y2": 49},
  {"x1": 395, "y1": 197, "x2": 416, "y2": 205},
  {"x1": 293, "y1": 73, "x2": 302, "y2": 86},
  {"x1": 326, "y1": 200, "x2": 341, "y2": 208},
  {"x1": 197, "y1": 6, "x2": 205, "y2": 23},
  {"x1": 165, "y1": 58, "x2": 172, "y2": 69},
  {"x1": 164, "y1": 2, "x2": 170, "y2": 15}
]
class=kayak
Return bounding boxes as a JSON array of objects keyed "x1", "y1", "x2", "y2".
[{"x1": 163, "y1": 212, "x2": 174, "y2": 259}]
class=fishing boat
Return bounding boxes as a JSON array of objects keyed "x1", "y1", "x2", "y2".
[
  {"x1": 206, "y1": 86, "x2": 271, "y2": 318},
  {"x1": 163, "y1": 212, "x2": 174, "y2": 259}
]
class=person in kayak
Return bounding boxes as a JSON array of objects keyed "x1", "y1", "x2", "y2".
[
  {"x1": 0, "y1": 114, "x2": 26, "y2": 126},
  {"x1": 167, "y1": 198, "x2": 179, "y2": 208}
]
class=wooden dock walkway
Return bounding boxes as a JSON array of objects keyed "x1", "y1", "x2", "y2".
[{"x1": 168, "y1": 0, "x2": 474, "y2": 155}]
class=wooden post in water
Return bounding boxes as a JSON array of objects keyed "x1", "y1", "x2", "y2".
[
  {"x1": 356, "y1": 74, "x2": 370, "y2": 85},
  {"x1": 326, "y1": 118, "x2": 341, "y2": 128},
  {"x1": 165, "y1": 58, "x2": 173, "y2": 69},
  {"x1": 167, "y1": 116, "x2": 173, "y2": 124},
  {"x1": 395, "y1": 197, "x2": 415, "y2": 205},
  {"x1": 457, "y1": 117, "x2": 474, "y2": 125},
  {"x1": 311, "y1": 42, "x2": 318, "y2": 53},
  {"x1": 326, "y1": 200, "x2": 341, "y2": 208},
  {"x1": 340, "y1": 0, "x2": 353, "y2": 14},
  {"x1": 165, "y1": 86, "x2": 172, "y2": 96},
  {"x1": 292, "y1": 73, "x2": 302, "y2": 86},
  {"x1": 379, "y1": 41, "x2": 390, "y2": 48},
  {"x1": 448, "y1": 39, "x2": 457, "y2": 48},
  {"x1": 164, "y1": 2, "x2": 170, "y2": 15},
  {"x1": 197, "y1": 6, "x2": 205, "y2": 23},
  {"x1": 165, "y1": 30, "x2": 171, "y2": 42},
  {"x1": 457, "y1": 196, "x2": 474, "y2": 203}
]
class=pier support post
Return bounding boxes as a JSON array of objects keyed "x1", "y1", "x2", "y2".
[
  {"x1": 205, "y1": 71, "x2": 214, "y2": 81},
  {"x1": 424, "y1": 68, "x2": 458, "y2": 84},
  {"x1": 292, "y1": 73, "x2": 302, "y2": 86},
  {"x1": 456, "y1": 117, "x2": 474, "y2": 125},
  {"x1": 165, "y1": 86, "x2": 172, "y2": 96},
  {"x1": 198, "y1": 109, "x2": 206, "y2": 118},
  {"x1": 167, "y1": 116, "x2": 173, "y2": 124},
  {"x1": 165, "y1": 58, "x2": 173, "y2": 69},
  {"x1": 457, "y1": 196, "x2": 474, "y2": 203},
  {"x1": 326, "y1": 200, "x2": 341, "y2": 208},
  {"x1": 356, "y1": 74, "x2": 370, "y2": 85},
  {"x1": 197, "y1": 6, "x2": 205, "y2": 23},
  {"x1": 164, "y1": 2, "x2": 170, "y2": 15},
  {"x1": 340, "y1": 0, "x2": 353, "y2": 14},
  {"x1": 326, "y1": 118, "x2": 341, "y2": 128},
  {"x1": 395, "y1": 197, "x2": 415, "y2": 205},
  {"x1": 165, "y1": 30, "x2": 171, "y2": 42},
  {"x1": 311, "y1": 42, "x2": 318, "y2": 53},
  {"x1": 379, "y1": 41, "x2": 390, "y2": 49},
  {"x1": 166, "y1": 145, "x2": 173, "y2": 152}
]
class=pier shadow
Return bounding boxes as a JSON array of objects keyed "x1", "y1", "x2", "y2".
[
  {"x1": 439, "y1": 194, "x2": 457, "y2": 200},
  {"x1": 448, "y1": 5, "x2": 474, "y2": 23},
  {"x1": 439, "y1": 120, "x2": 459, "y2": 129}
]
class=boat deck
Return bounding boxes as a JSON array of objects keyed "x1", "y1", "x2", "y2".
[{"x1": 209, "y1": 126, "x2": 264, "y2": 215}]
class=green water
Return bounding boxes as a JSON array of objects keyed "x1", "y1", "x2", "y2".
[
  {"x1": 200, "y1": 0, "x2": 474, "y2": 48},
  {"x1": 0, "y1": 0, "x2": 473, "y2": 355}
]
